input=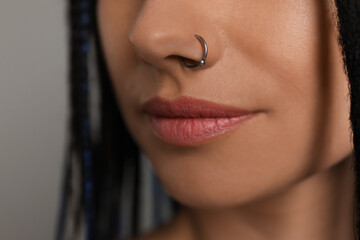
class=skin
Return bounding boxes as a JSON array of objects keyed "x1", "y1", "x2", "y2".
[{"x1": 97, "y1": 0, "x2": 354, "y2": 239}]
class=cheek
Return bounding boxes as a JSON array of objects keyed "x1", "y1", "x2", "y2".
[{"x1": 227, "y1": 0, "x2": 351, "y2": 166}]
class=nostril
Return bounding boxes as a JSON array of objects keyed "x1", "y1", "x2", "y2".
[
  {"x1": 168, "y1": 55, "x2": 199, "y2": 67},
  {"x1": 179, "y1": 56, "x2": 198, "y2": 66}
]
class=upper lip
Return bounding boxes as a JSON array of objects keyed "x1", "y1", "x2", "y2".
[{"x1": 141, "y1": 96, "x2": 253, "y2": 118}]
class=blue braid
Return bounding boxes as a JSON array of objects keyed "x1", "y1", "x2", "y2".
[{"x1": 72, "y1": 0, "x2": 94, "y2": 239}]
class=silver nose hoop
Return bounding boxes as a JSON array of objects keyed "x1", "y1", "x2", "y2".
[{"x1": 181, "y1": 34, "x2": 208, "y2": 69}]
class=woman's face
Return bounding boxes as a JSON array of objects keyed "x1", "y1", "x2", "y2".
[{"x1": 97, "y1": 0, "x2": 352, "y2": 207}]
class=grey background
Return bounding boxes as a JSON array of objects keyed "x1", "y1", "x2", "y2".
[{"x1": 0, "y1": 0, "x2": 67, "y2": 239}]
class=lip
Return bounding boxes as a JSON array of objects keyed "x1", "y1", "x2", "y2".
[{"x1": 141, "y1": 96, "x2": 257, "y2": 146}]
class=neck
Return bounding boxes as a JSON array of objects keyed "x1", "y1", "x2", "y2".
[{"x1": 172, "y1": 156, "x2": 354, "y2": 240}]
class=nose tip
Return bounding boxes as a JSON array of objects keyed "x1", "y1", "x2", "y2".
[
  {"x1": 129, "y1": 30, "x2": 220, "y2": 72},
  {"x1": 128, "y1": 30, "x2": 178, "y2": 65},
  {"x1": 127, "y1": 5, "x2": 222, "y2": 71},
  {"x1": 129, "y1": 28, "x2": 203, "y2": 70}
]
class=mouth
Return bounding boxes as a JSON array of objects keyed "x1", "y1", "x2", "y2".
[{"x1": 141, "y1": 96, "x2": 258, "y2": 146}]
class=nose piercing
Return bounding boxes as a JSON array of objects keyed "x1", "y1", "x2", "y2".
[{"x1": 181, "y1": 34, "x2": 208, "y2": 69}]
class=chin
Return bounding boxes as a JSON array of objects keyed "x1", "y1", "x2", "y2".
[{"x1": 153, "y1": 170, "x2": 261, "y2": 209}]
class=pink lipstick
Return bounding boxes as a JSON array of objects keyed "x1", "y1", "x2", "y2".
[{"x1": 141, "y1": 96, "x2": 257, "y2": 146}]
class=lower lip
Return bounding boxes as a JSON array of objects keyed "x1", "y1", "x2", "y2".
[{"x1": 147, "y1": 114, "x2": 255, "y2": 146}]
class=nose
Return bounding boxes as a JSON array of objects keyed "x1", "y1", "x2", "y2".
[{"x1": 128, "y1": 1, "x2": 222, "y2": 71}]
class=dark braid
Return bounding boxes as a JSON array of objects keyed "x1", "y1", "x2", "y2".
[
  {"x1": 335, "y1": 1, "x2": 360, "y2": 239},
  {"x1": 92, "y1": 2, "x2": 141, "y2": 237}
]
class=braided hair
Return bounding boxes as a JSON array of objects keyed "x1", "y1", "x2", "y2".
[
  {"x1": 56, "y1": 0, "x2": 141, "y2": 239},
  {"x1": 336, "y1": 0, "x2": 360, "y2": 238},
  {"x1": 56, "y1": 0, "x2": 360, "y2": 239}
]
